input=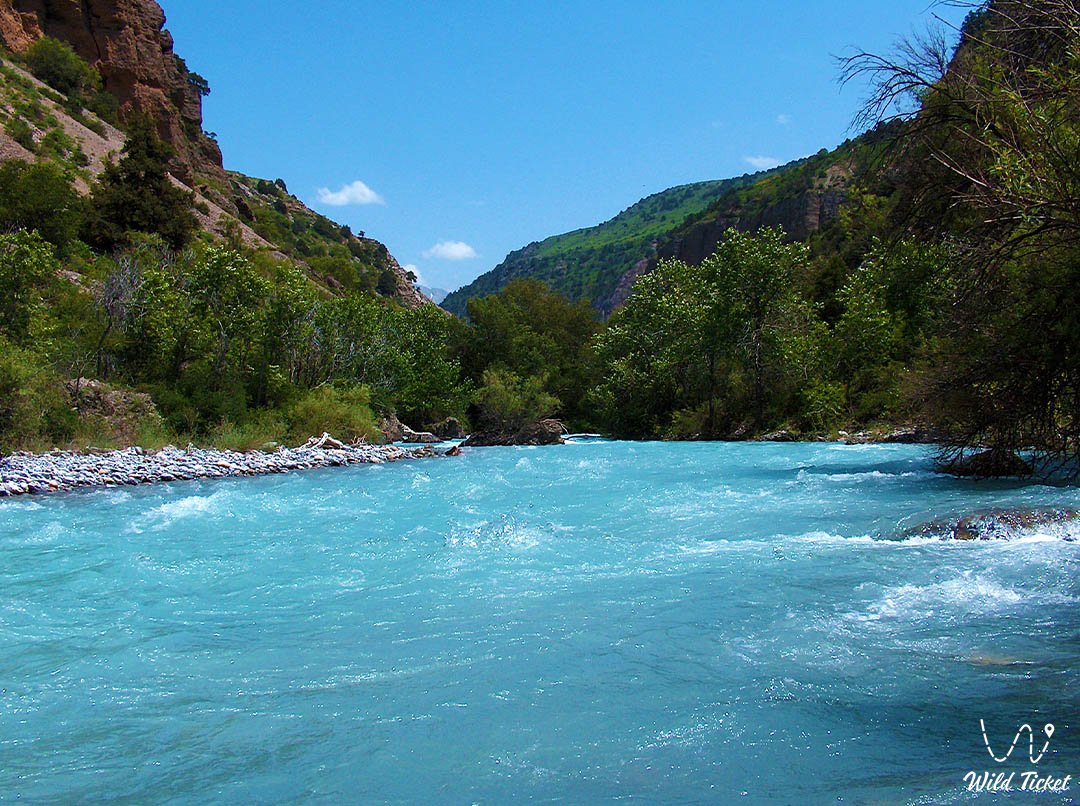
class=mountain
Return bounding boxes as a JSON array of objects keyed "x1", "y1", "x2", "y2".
[
  {"x1": 442, "y1": 171, "x2": 788, "y2": 317},
  {"x1": 0, "y1": 0, "x2": 425, "y2": 309},
  {"x1": 441, "y1": 134, "x2": 896, "y2": 318},
  {"x1": 418, "y1": 285, "x2": 449, "y2": 304}
]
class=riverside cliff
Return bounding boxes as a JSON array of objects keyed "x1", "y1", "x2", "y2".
[
  {"x1": 0, "y1": 0, "x2": 221, "y2": 185},
  {"x1": 0, "y1": 0, "x2": 426, "y2": 309}
]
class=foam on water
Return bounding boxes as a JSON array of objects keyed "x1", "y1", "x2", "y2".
[
  {"x1": 140, "y1": 489, "x2": 228, "y2": 527},
  {"x1": 2, "y1": 440, "x2": 1080, "y2": 803}
]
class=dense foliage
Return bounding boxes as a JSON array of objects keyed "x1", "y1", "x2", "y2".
[
  {"x1": 840, "y1": 0, "x2": 1080, "y2": 472},
  {"x1": 22, "y1": 36, "x2": 119, "y2": 124},
  {"x1": 452, "y1": 278, "x2": 600, "y2": 429}
]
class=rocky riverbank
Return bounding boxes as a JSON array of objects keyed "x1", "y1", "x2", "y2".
[{"x1": 0, "y1": 433, "x2": 446, "y2": 497}]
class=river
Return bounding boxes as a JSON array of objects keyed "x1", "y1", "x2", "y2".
[{"x1": 2, "y1": 441, "x2": 1078, "y2": 802}]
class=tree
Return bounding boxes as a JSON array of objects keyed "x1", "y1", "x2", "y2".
[
  {"x1": 187, "y1": 72, "x2": 211, "y2": 98},
  {"x1": 184, "y1": 246, "x2": 270, "y2": 379},
  {"x1": 300, "y1": 294, "x2": 466, "y2": 424},
  {"x1": 458, "y1": 278, "x2": 599, "y2": 426},
  {"x1": 0, "y1": 334, "x2": 74, "y2": 449},
  {"x1": 842, "y1": 0, "x2": 1080, "y2": 472},
  {"x1": 0, "y1": 229, "x2": 59, "y2": 343},
  {"x1": 593, "y1": 228, "x2": 823, "y2": 437},
  {"x1": 474, "y1": 367, "x2": 559, "y2": 432},
  {"x1": 387, "y1": 303, "x2": 467, "y2": 425},
  {"x1": 85, "y1": 117, "x2": 196, "y2": 252},
  {"x1": 253, "y1": 261, "x2": 316, "y2": 405},
  {"x1": 0, "y1": 161, "x2": 84, "y2": 255}
]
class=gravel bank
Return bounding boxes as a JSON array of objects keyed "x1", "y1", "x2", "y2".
[{"x1": 0, "y1": 434, "x2": 443, "y2": 497}]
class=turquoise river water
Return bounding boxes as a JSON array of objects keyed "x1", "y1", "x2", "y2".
[{"x1": 2, "y1": 441, "x2": 1080, "y2": 803}]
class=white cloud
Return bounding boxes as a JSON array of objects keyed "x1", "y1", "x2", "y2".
[
  {"x1": 776, "y1": 113, "x2": 792, "y2": 126},
  {"x1": 316, "y1": 180, "x2": 384, "y2": 206},
  {"x1": 422, "y1": 240, "x2": 478, "y2": 260},
  {"x1": 744, "y1": 155, "x2": 781, "y2": 170},
  {"x1": 403, "y1": 263, "x2": 423, "y2": 285}
]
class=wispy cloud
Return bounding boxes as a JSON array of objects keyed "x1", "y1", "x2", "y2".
[
  {"x1": 744, "y1": 155, "x2": 781, "y2": 170},
  {"x1": 422, "y1": 240, "x2": 478, "y2": 260},
  {"x1": 776, "y1": 113, "x2": 792, "y2": 126},
  {"x1": 316, "y1": 180, "x2": 385, "y2": 206}
]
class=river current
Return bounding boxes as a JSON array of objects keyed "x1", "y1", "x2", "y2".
[{"x1": 2, "y1": 441, "x2": 1079, "y2": 802}]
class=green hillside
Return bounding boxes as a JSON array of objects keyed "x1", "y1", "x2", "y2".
[{"x1": 441, "y1": 167, "x2": 788, "y2": 316}]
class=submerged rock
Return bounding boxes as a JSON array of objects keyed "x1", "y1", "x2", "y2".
[
  {"x1": 760, "y1": 429, "x2": 795, "y2": 442},
  {"x1": 878, "y1": 426, "x2": 943, "y2": 444},
  {"x1": 905, "y1": 507, "x2": 1080, "y2": 541}
]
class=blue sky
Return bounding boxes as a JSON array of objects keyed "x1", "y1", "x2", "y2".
[{"x1": 162, "y1": 2, "x2": 968, "y2": 292}]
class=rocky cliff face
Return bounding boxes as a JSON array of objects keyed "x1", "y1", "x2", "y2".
[
  {"x1": 0, "y1": 0, "x2": 223, "y2": 184},
  {"x1": 0, "y1": 0, "x2": 427, "y2": 310},
  {"x1": 606, "y1": 164, "x2": 853, "y2": 312},
  {"x1": 658, "y1": 189, "x2": 847, "y2": 267}
]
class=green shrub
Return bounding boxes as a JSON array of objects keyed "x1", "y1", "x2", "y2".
[
  {"x1": 210, "y1": 410, "x2": 286, "y2": 452},
  {"x1": 473, "y1": 367, "x2": 559, "y2": 432},
  {"x1": 0, "y1": 335, "x2": 75, "y2": 450},
  {"x1": 287, "y1": 385, "x2": 378, "y2": 445},
  {"x1": 0, "y1": 229, "x2": 59, "y2": 342},
  {"x1": 308, "y1": 254, "x2": 359, "y2": 290},
  {"x1": 135, "y1": 415, "x2": 181, "y2": 451},
  {"x1": 24, "y1": 36, "x2": 99, "y2": 98},
  {"x1": 666, "y1": 404, "x2": 710, "y2": 440},
  {"x1": 85, "y1": 89, "x2": 119, "y2": 125},
  {"x1": 38, "y1": 127, "x2": 75, "y2": 160},
  {"x1": 5, "y1": 117, "x2": 34, "y2": 150},
  {"x1": 0, "y1": 161, "x2": 84, "y2": 254}
]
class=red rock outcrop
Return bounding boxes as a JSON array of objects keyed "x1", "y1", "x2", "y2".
[{"x1": 0, "y1": 0, "x2": 223, "y2": 184}]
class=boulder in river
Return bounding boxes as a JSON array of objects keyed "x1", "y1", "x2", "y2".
[
  {"x1": 905, "y1": 507, "x2": 1080, "y2": 541},
  {"x1": 941, "y1": 448, "x2": 1033, "y2": 478},
  {"x1": 759, "y1": 429, "x2": 795, "y2": 442},
  {"x1": 462, "y1": 419, "x2": 567, "y2": 447},
  {"x1": 377, "y1": 412, "x2": 405, "y2": 443},
  {"x1": 401, "y1": 425, "x2": 439, "y2": 444},
  {"x1": 878, "y1": 425, "x2": 944, "y2": 444}
]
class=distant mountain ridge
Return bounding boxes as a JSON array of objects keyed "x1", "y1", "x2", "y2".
[
  {"x1": 442, "y1": 138, "x2": 884, "y2": 317},
  {"x1": 441, "y1": 169, "x2": 789, "y2": 316},
  {"x1": 418, "y1": 285, "x2": 449, "y2": 304}
]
